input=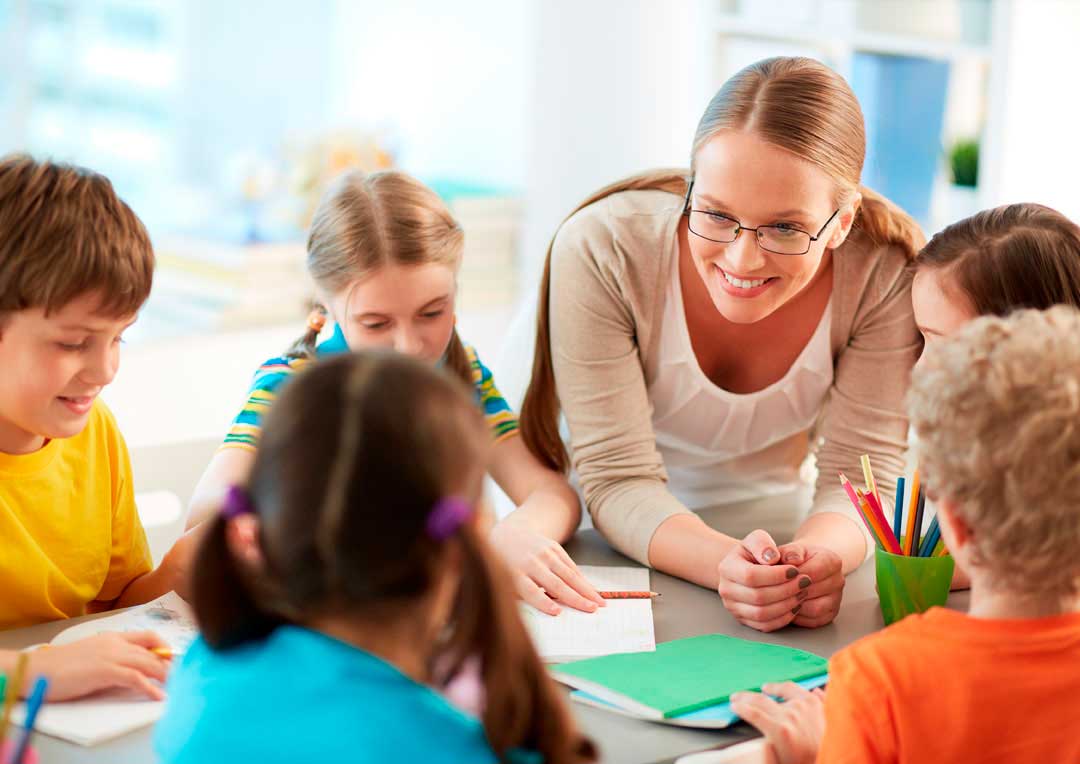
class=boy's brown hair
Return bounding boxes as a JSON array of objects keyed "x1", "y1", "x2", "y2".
[
  {"x1": 908, "y1": 306, "x2": 1080, "y2": 598},
  {"x1": 0, "y1": 154, "x2": 154, "y2": 320}
]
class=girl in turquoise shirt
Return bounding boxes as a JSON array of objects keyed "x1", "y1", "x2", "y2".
[{"x1": 155, "y1": 351, "x2": 596, "y2": 764}]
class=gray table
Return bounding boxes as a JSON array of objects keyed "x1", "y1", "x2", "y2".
[{"x1": 1, "y1": 502, "x2": 968, "y2": 764}]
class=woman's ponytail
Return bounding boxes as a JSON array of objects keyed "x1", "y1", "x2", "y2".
[
  {"x1": 520, "y1": 169, "x2": 690, "y2": 473},
  {"x1": 854, "y1": 185, "x2": 926, "y2": 260}
]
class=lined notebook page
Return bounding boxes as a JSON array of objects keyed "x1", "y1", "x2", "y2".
[{"x1": 522, "y1": 566, "x2": 656, "y2": 662}]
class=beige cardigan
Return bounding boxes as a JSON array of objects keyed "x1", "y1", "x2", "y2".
[{"x1": 548, "y1": 189, "x2": 920, "y2": 564}]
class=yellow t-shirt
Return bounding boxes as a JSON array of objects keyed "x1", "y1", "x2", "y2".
[{"x1": 0, "y1": 400, "x2": 152, "y2": 630}]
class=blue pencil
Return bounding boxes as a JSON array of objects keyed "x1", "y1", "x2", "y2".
[
  {"x1": 13, "y1": 676, "x2": 47, "y2": 764},
  {"x1": 892, "y1": 477, "x2": 906, "y2": 545},
  {"x1": 919, "y1": 516, "x2": 941, "y2": 558}
]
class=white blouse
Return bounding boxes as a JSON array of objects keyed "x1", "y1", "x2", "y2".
[{"x1": 647, "y1": 254, "x2": 834, "y2": 536}]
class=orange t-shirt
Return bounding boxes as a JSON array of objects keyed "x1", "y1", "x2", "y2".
[{"x1": 818, "y1": 606, "x2": 1080, "y2": 764}]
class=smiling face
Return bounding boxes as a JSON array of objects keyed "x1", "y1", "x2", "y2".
[
  {"x1": 0, "y1": 291, "x2": 136, "y2": 454},
  {"x1": 686, "y1": 131, "x2": 858, "y2": 324},
  {"x1": 325, "y1": 262, "x2": 457, "y2": 364}
]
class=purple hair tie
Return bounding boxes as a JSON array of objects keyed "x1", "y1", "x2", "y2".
[
  {"x1": 426, "y1": 497, "x2": 472, "y2": 541},
  {"x1": 222, "y1": 485, "x2": 255, "y2": 520}
]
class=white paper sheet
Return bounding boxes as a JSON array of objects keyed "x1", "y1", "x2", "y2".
[
  {"x1": 11, "y1": 592, "x2": 196, "y2": 746},
  {"x1": 522, "y1": 566, "x2": 656, "y2": 662}
]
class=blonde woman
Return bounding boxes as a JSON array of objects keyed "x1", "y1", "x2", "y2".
[
  {"x1": 522, "y1": 57, "x2": 925, "y2": 631},
  {"x1": 189, "y1": 170, "x2": 604, "y2": 616}
]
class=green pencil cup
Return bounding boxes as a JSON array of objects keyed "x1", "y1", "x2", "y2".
[{"x1": 875, "y1": 547, "x2": 954, "y2": 625}]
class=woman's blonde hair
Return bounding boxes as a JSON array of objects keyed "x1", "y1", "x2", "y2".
[
  {"x1": 908, "y1": 306, "x2": 1080, "y2": 598},
  {"x1": 522, "y1": 56, "x2": 925, "y2": 472},
  {"x1": 287, "y1": 169, "x2": 472, "y2": 386}
]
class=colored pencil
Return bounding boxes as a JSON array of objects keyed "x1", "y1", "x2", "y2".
[
  {"x1": 864, "y1": 490, "x2": 903, "y2": 554},
  {"x1": 840, "y1": 473, "x2": 883, "y2": 549},
  {"x1": 911, "y1": 486, "x2": 927, "y2": 557},
  {"x1": 597, "y1": 591, "x2": 661, "y2": 599},
  {"x1": 150, "y1": 646, "x2": 175, "y2": 660},
  {"x1": 903, "y1": 469, "x2": 921, "y2": 556},
  {"x1": 854, "y1": 486, "x2": 889, "y2": 551},
  {"x1": 12, "y1": 676, "x2": 47, "y2": 764},
  {"x1": 0, "y1": 652, "x2": 27, "y2": 747},
  {"x1": 860, "y1": 454, "x2": 881, "y2": 507},
  {"x1": 893, "y1": 476, "x2": 906, "y2": 543},
  {"x1": 918, "y1": 515, "x2": 941, "y2": 558}
]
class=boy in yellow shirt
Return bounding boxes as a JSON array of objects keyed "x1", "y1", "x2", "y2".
[
  {"x1": 0, "y1": 155, "x2": 198, "y2": 700},
  {"x1": 730, "y1": 306, "x2": 1080, "y2": 763}
]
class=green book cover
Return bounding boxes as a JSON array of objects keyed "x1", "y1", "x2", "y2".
[{"x1": 552, "y1": 634, "x2": 828, "y2": 718}]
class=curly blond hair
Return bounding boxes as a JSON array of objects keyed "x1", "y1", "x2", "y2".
[{"x1": 908, "y1": 306, "x2": 1080, "y2": 598}]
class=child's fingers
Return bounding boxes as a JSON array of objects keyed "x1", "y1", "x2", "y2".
[
  {"x1": 515, "y1": 573, "x2": 561, "y2": 616},
  {"x1": 116, "y1": 630, "x2": 170, "y2": 649},
  {"x1": 762, "y1": 682, "x2": 813, "y2": 702},
  {"x1": 552, "y1": 551, "x2": 606, "y2": 606},
  {"x1": 118, "y1": 646, "x2": 171, "y2": 685},
  {"x1": 730, "y1": 691, "x2": 782, "y2": 730},
  {"x1": 112, "y1": 667, "x2": 166, "y2": 701},
  {"x1": 534, "y1": 567, "x2": 598, "y2": 614}
]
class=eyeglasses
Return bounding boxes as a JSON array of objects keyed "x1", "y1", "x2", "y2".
[{"x1": 682, "y1": 179, "x2": 840, "y2": 256}]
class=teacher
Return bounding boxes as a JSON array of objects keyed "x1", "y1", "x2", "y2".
[{"x1": 521, "y1": 57, "x2": 924, "y2": 631}]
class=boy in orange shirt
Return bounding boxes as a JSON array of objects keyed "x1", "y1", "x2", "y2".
[
  {"x1": 731, "y1": 306, "x2": 1080, "y2": 763},
  {"x1": 0, "y1": 155, "x2": 198, "y2": 700}
]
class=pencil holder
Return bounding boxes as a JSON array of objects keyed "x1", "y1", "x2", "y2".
[
  {"x1": 0, "y1": 739, "x2": 39, "y2": 764},
  {"x1": 874, "y1": 547, "x2": 954, "y2": 626}
]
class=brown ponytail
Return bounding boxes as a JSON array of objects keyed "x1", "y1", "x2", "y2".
[
  {"x1": 441, "y1": 524, "x2": 596, "y2": 763},
  {"x1": 190, "y1": 351, "x2": 594, "y2": 761},
  {"x1": 443, "y1": 326, "x2": 474, "y2": 388},
  {"x1": 522, "y1": 57, "x2": 926, "y2": 471},
  {"x1": 521, "y1": 169, "x2": 689, "y2": 472}
]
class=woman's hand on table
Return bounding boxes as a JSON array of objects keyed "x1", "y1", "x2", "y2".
[
  {"x1": 490, "y1": 521, "x2": 605, "y2": 616},
  {"x1": 774, "y1": 542, "x2": 845, "y2": 628},
  {"x1": 26, "y1": 631, "x2": 171, "y2": 701},
  {"x1": 716, "y1": 530, "x2": 813, "y2": 632},
  {"x1": 730, "y1": 682, "x2": 825, "y2": 764}
]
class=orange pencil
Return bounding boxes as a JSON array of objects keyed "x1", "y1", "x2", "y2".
[
  {"x1": 598, "y1": 591, "x2": 661, "y2": 599},
  {"x1": 151, "y1": 647, "x2": 175, "y2": 660},
  {"x1": 863, "y1": 490, "x2": 903, "y2": 554},
  {"x1": 904, "y1": 469, "x2": 921, "y2": 555},
  {"x1": 855, "y1": 488, "x2": 889, "y2": 550}
]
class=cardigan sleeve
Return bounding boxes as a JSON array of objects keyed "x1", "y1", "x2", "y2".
[
  {"x1": 548, "y1": 203, "x2": 691, "y2": 565},
  {"x1": 810, "y1": 246, "x2": 921, "y2": 558}
]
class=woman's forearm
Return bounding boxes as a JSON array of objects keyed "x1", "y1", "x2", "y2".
[
  {"x1": 794, "y1": 511, "x2": 867, "y2": 574},
  {"x1": 647, "y1": 514, "x2": 739, "y2": 589}
]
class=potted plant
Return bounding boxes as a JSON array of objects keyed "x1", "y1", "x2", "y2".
[{"x1": 934, "y1": 137, "x2": 981, "y2": 229}]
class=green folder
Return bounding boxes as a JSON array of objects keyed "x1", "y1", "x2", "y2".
[{"x1": 552, "y1": 634, "x2": 828, "y2": 719}]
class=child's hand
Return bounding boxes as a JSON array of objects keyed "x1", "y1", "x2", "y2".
[
  {"x1": 730, "y1": 682, "x2": 825, "y2": 764},
  {"x1": 159, "y1": 522, "x2": 210, "y2": 602},
  {"x1": 490, "y1": 522, "x2": 605, "y2": 616},
  {"x1": 27, "y1": 631, "x2": 171, "y2": 702},
  {"x1": 774, "y1": 543, "x2": 845, "y2": 628},
  {"x1": 717, "y1": 530, "x2": 810, "y2": 632}
]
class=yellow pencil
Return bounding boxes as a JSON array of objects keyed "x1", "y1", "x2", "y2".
[
  {"x1": 860, "y1": 454, "x2": 881, "y2": 507},
  {"x1": 904, "y1": 469, "x2": 921, "y2": 556},
  {"x1": 150, "y1": 646, "x2": 175, "y2": 660},
  {"x1": 0, "y1": 651, "x2": 28, "y2": 746}
]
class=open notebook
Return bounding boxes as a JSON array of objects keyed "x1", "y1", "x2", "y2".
[
  {"x1": 11, "y1": 592, "x2": 195, "y2": 746},
  {"x1": 521, "y1": 566, "x2": 656, "y2": 662}
]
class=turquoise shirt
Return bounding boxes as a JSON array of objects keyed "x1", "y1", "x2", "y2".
[
  {"x1": 221, "y1": 325, "x2": 519, "y2": 451},
  {"x1": 155, "y1": 626, "x2": 502, "y2": 764}
]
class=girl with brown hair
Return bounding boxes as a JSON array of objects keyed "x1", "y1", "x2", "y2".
[
  {"x1": 521, "y1": 56, "x2": 925, "y2": 631},
  {"x1": 912, "y1": 202, "x2": 1080, "y2": 344},
  {"x1": 155, "y1": 351, "x2": 596, "y2": 764},
  {"x1": 189, "y1": 169, "x2": 604, "y2": 616}
]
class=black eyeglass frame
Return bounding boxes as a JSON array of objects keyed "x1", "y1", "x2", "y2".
[{"x1": 681, "y1": 178, "x2": 840, "y2": 256}]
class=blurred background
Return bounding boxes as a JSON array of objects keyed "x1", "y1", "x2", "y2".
[{"x1": 2, "y1": 0, "x2": 1078, "y2": 519}]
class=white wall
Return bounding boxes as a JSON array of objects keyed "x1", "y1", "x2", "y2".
[
  {"x1": 985, "y1": 0, "x2": 1080, "y2": 219},
  {"x1": 518, "y1": 0, "x2": 715, "y2": 280},
  {"x1": 328, "y1": 0, "x2": 531, "y2": 190}
]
